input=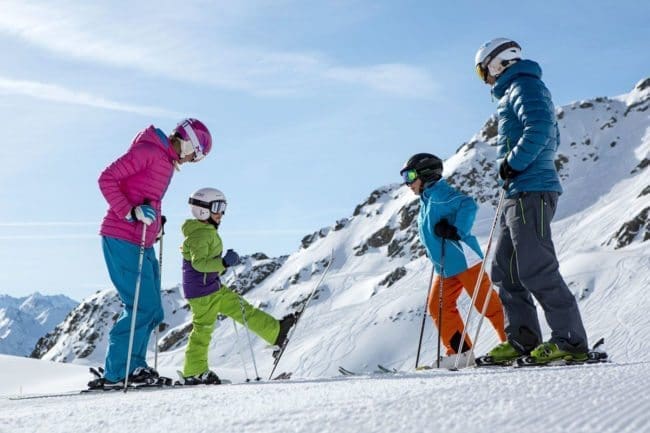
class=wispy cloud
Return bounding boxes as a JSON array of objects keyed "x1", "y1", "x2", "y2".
[
  {"x1": 0, "y1": 76, "x2": 182, "y2": 118},
  {"x1": 324, "y1": 64, "x2": 438, "y2": 99},
  {"x1": 0, "y1": 1, "x2": 437, "y2": 98}
]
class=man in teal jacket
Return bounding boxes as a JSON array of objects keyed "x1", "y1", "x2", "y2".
[{"x1": 475, "y1": 38, "x2": 589, "y2": 364}]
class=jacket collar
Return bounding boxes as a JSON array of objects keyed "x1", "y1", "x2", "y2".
[
  {"x1": 492, "y1": 59, "x2": 543, "y2": 99},
  {"x1": 421, "y1": 178, "x2": 446, "y2": 201},
  {"x1": 154, "y1": 127, "x2": 180, "y2": 162}
]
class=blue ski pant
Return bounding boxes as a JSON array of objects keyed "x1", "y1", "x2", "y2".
[
  {"x1": 490, "y1": 192, "x2": 588, "y2": 354},
  {"x1": 102, "y1": 236, "x2": 163, "y2": 381}
]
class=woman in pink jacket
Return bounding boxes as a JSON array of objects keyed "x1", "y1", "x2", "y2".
[{"x1": 91, "y1": 118, "x2": 212, "y2": 390}]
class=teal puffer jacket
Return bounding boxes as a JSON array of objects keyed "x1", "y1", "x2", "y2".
[
  {"x1": 418, "y1": 180, "x2": 483, "y2": 278},
  {"x1": 492, "y1": 59, "x2": 562, "y2": 197}
]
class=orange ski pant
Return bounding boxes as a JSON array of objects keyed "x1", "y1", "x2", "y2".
[{"x1": 428, "y1": 262, "x2": 506, "y2": 355}]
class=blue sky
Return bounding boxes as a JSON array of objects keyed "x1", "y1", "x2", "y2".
[{"x1": 1, "y1": 0, "x2": 648, "y2": 301}]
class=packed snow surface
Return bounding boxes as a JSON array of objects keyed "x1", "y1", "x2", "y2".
[{"x1": 0, "y1": 355, "x2": 648, "y2": 433}]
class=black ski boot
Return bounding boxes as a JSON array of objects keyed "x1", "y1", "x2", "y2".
[
  {"x1": 129, "y1": 366, "x2": 172, "y2": 386},
  {"x1": 87, "y1": 367, "x2": 123, "y2": 390},
  {"x1": 273, "y1": 313, "x2": 299, "y2": 359},
  {"x1": 182, "y1": 370, "x2": 221, "y2": 385}
]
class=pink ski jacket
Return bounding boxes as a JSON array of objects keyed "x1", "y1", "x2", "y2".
[{"x1": 99, "y1": 126, "x2": 179, "y2": 247}]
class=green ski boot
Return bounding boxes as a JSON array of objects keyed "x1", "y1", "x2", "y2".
[
  {"x1": 517, "y1": 342, "x2": 588, "y2": 366},
  {"x1": 476, "y1": 341, "x2": 521, "y2": 366}
]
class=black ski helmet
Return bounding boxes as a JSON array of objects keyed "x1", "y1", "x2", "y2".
[{"x1": 400, "y1": 153, "x2": 443, "y2": 184}]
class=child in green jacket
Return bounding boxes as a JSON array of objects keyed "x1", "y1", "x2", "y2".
[{"x1": 180, "y1": 187, "x2": 296, "y2": 385}]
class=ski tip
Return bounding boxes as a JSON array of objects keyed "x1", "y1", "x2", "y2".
[
  {"x1": 272, "y1": 372, "x2": 292, "y2": 380},
  {"x1": 593, "y1": 337, "x2": 605, "y2": 349}
]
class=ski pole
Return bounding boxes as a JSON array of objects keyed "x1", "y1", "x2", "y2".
[
  {"x1": 124, "y1": 223, "x2": 148, "y2": 392},
  {"x1": 415, "y1": 264, "x2": 436, "y2": 369},
  {"x1": 238, "y1": 298, "x2": 261, "y2": 381},
  {"x1": 232, "y1": 320, "x2": 251, "y2": 382},
  {"x1": 154, "y1": 215, "x2": 166, "y2": 371},
  {"x1": 232, "y1": 268, "x2": 261, "y2": 381},
  {"x1": 467, "y1": 274, "x2": 496, "y2": 368},
  {"x1": 269, "y1": 250, "x2": 334, "y2": 380},
  {"x1": 452, "y1": 185, "x2": 507, "y2": 370},
  {"x1": 462, "y1": 187, "x2": 508, "y2": 368},
  {"x1": 435, "y1": 239, "x2": 445, "y2": 369}
]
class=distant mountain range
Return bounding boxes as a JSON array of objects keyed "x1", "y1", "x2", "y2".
[
  {"x1": 12, "y1": 77, "x2": 650, "y2": 375},
  {"x1": 0, "y1": 292, "x2": 77, "y2": 356}
]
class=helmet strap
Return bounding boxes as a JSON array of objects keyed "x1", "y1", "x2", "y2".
[
  {"x1": 492, "y1": 58, "x2": 520, "y2": 80},
  {"x1": 423, "y1": 174, "x2": 441, "y2": 190},
  {"x1": 179, "y1": 139, "x2": 195, "y2": 159},
  {"x1": 181, "y1": 122, "x2": 204, "y2": 161}
]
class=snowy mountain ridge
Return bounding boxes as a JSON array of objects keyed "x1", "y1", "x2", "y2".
[
  {"x1": 0, "y1": 292, "x2": 77, "y2": 356},
  {"x1": 32, "y1": 78, "x2": 650, "y2": 380}
]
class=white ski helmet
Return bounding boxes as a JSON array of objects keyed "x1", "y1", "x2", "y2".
[
  {"x1": 188, "y1": 187, "x2": 227, "y2": 220},
  {"x1": 475, "y1": 38, "x2": 521, "y2": 82}
]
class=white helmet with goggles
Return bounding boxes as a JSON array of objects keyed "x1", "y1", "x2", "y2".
[
  {"x1": 189, "y1": 187, "x2": 227, "y2": 220},
  {"x1": 475, "y1": 38, "x2": 521, "y2": 83}
]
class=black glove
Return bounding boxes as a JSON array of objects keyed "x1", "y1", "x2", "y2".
[
  {"x1": 222, "y1": 249, "x2": 240, "y2": 267},
  {"x1": 434, "y1": 219, "x2": 461, "y2": 241},
  {"x1": 156, "y1": 215, "x2": 167, "y2": 242},
  {"x1": 499, "y1": 159, "x2": 521, "y2": 181}
]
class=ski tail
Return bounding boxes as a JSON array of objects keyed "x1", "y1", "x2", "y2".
[
  {"x1": 338, "y1": 366, "x2": 357, "y2": 376},
  {"x1": 268, "y1": 250, "x2": 335, "y2": 380},
  {"x1": 376, "y1": 364, "x2": 398, "y2": 374}
]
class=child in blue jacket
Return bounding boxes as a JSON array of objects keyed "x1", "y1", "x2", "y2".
[{"x1": 401, "y1": 153, "x2": 506, "y2": 365}]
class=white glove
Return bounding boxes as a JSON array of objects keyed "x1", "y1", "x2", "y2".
[{"x1": 127, "y1": 204, "x2": 156, "y2": 226}]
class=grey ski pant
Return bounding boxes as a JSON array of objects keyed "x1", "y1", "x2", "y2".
[{"x1": 490, "y1": 191, "x2": 588, "y2": 353}]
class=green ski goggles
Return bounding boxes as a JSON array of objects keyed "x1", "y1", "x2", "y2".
[{"x1": 401, "y1": 169, "x2": 418, "y2": 185}]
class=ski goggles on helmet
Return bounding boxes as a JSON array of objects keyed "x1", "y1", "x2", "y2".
[
  {"x1": 475, "y1": 64, "x2": 488, "y2": 83},
  {"x1": 401, "y1": 169, "x2": 418, "y2": 185},
  {"x1": 188, "y1": 197, "x2": 227, "y2": 214}
]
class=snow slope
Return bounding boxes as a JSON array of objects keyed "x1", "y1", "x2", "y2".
[{"x1": 0, "y1": 354, "x2": 648, "y2": 433}]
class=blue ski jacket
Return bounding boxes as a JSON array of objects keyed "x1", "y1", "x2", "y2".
[
  {"x1": 418, "y1": 179, "x2": 483, "y2": 278},
  {"x1": 492, "y1": 59, "x2": 563, "y2": 197}
]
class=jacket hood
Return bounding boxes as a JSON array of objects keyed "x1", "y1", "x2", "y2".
[
  {"x1": 133, "y1": 125, "x2": 179, "y2": 162},
  {"x1": 181, "y1": 219, "x2": 216, "y2": 237},
  {"x1": 492, "y1": 59, "x2": 543, "y2": 99}
]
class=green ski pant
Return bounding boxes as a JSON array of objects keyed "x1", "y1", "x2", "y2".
[{"x1": 183, "y1": 285, "x2": 280, "y2": 377}]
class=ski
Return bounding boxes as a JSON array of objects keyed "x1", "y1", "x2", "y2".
[
  {"x1": 337, "y1": 365, "x2": 398, "y2": 376},
  {"x1": 474, "y1": 356, "x2": 515, "y2": 368},
  {"x1": 338, "y1": 366, "x2": 359, "y2": 376},
  {"x1": 377, "y1": 364, "x2": 398, "y2": 374},
  {"x1": 269, "y1": 250, "x2": 335, "y2": 380},
  {"x1": 473, "y1": 338, "x2": 610, "y2": 368},
  {"x1": 8, "y1": 383, "x2": 174, "y2": 401},
  {"x1": 9, "y1": 375, "x2": 237, "y2": 401},
  {"x1": 515, "y1": 338, "x2": 608, "y2": 368}
]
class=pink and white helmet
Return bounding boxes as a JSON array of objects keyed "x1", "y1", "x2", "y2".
[{"x1": 173, "y1": 118, "x2": 212, "y2": 162}]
